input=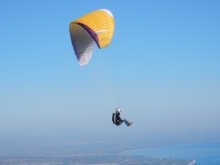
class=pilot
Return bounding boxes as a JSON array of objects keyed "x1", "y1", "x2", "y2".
[{"x1": 116, "y1": 109, "x2": 133, "y2": 126}]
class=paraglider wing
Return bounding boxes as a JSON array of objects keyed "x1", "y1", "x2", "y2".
[{"x1": 69, "y1": 9, "x2": 114, "y2": 66}]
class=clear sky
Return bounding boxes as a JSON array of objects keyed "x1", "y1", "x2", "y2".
[{"x1": 1, "y1": 0, "x2": 220, "y2": 137}]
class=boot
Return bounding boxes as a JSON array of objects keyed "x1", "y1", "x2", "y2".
[{"x1": 127, "y1": 122, "x2": 133, "y2": 126}]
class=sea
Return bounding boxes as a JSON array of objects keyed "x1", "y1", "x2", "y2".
[{"x1": 123, "y1": 141, "x2": 220, "y2": 165}]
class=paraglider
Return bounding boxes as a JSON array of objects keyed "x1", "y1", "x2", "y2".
[
  {"x1": 69, "y1": 9, "x2": 114, "y2": 66},
  {"x1": 69, "y1": 9, "x2": 132, "y2": 127},
  {"x1": 112, "y1": 109, "x2": 133, "y2": 126}
]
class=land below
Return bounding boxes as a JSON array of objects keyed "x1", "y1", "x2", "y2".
[{"x1": 0, "y1": 131, "x2": 219, "y2": 165}]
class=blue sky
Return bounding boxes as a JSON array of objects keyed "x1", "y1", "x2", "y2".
[{"x1": 0, "y1": 0, "x2": 220, "y2": 136}]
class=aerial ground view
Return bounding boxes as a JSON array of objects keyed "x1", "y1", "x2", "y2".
[{"x1": 1, "y1": 1, "x2": 220, "y2": 165}]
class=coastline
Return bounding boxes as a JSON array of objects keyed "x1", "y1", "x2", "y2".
[
  {"x1": 188, "y1": 160, "x2": 196, "y2": 165},
  {"x1": 122, "y1": 141, "x2": 220, "y2": 165}
]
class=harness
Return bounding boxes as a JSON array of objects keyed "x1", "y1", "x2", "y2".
[{"x1": 112, "y1": 113, "x2": 123, "y2": 126}]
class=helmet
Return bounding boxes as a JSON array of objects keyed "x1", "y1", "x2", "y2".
[{"x1": 116, "y1": 108, "x2": 121, "y2": 113}]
